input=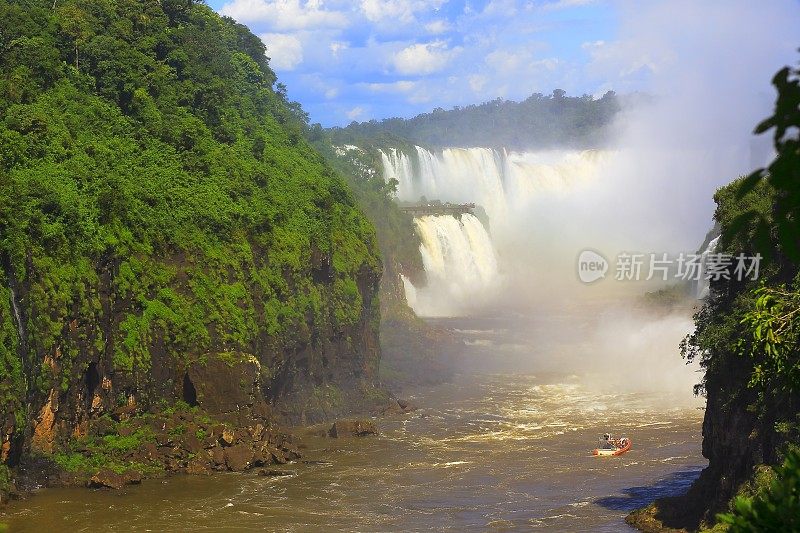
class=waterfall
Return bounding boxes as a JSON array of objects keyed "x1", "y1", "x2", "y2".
[
  {"x1": 380, "y1": 149, "x2": 416, "y2": 200},
  {"x1": 378, "y1": 145, "x2": 612, "y2": 314},
  {"x1": 8, "y1": 282, "x2": 24, "y2": 343},
  {"x1": 405, "y1": 213, "x2": 499, "y2": 316},
  {"x1": 379, "y1": 146, "x2": 610, "y2": 224},
  {"x1": 695, "y1": 235, "x2": 721, "y2": 299}
]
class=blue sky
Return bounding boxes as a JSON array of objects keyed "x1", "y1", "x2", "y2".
[
  {"x1": 206, "y1": 0, "x2": 625, "y2": 126},
  {"x1": 205, "y1": 0, "x2": 800, "y2": 127}
]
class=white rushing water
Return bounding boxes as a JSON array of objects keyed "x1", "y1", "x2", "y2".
[
  {"x1": 695, "y1": 235, "x2": 721, "y2": 299},
  {"x1": 405, "y1": 213, "x2": 499, "y2": 316},
  {"x1": 382, "y1": 146, "x2": 612, "y2": 315},
  {"x1": 381, "y1": 146, "x2": 610, "y2": 225}
]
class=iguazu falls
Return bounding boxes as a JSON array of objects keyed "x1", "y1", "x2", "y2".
[{"x1": 1, "y1": 1, "x2": 800, "y2": 532}]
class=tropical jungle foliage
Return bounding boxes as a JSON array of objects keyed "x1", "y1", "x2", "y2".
[
  {"x1": 0, "y1": 0, "x2": 381, "y2": 441},
  {"x1": 681, "y1": 56, "x2": 800, "y2": 529},
  {"x1": 330, "y1": 89, "x2": 623, "y2": 150}
]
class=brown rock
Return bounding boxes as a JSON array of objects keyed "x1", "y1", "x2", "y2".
[
  {"x1": 122, "y1": 469, "x2": 142, "y2": 485},
  {"x1": 221, "y1": 427, "x2": 236, "y2": 446},
  {"x1": 263, "y1": 446, "x2": 287, "y2": 464},
  {"x1": 250, "y1": 423, "x2": 265, "y2": 441},
  {"x1": 211, "y1": 446, "x2": 226, "y2": 466},
  {"x1": 381, "y1": 398, "x2": 418, "y2": 416},
  {"x1": 251, "y1": 401, "x2": 271, "y2": 419},
  {"x1": 397, "y1": 399, "x2": 417, "y2": 412},
  {"x1": 1, "y1": 440, "x2": 9, "y2": 463},
  {"x1": 112, "y1": 404, "x2": 137, "y2": 422},
  {"x1": 185, "y1": 354, "x2": 261, "y2": 415},
  {"x1": 88, "y1": 468, "x2": 126, "y2": 490},
  {"x1": 224, "y1": 444, "x2": 254, "y2": 471},
  {"x1": 142, "y1": 442, "x2": 159, "y2": 461},
  {"x1": 32, "y1": 390, "x2": 58, "y2": 453},
  {"x1": 186, "y1": 459, "x2": 212, "y2": 476},
  {"x1": 184, "y1": 434, "x2": 203, "y2": 454},
  {"x1": 328, "y1": 419, "x2": 378, "y2": 438}
]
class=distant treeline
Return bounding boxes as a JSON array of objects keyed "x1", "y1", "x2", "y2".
[{"x1": 329, "y1": 90, "x2": 624, "y2": 150}]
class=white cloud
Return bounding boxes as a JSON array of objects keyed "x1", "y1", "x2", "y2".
[
  {"x1": 482, "y1": 0, "x2": 518, "y2": 16},
  {"x1": 260, "y1": 33, "x2": 304, "y2": 70},
  {"x1": 424, "y1": 19, "x2": 451, "y2": 34},
  {"x1": 540, "y1": 0, "x2": 596, "y2": 11},
  {"x1": 346, "y1": 106, "x2": 366, "y2": 120},
  {"x1": 486, "y1": 48, "x2": 559, "y2": 74},
  {"x1": 583, "y1": 39, "x2": 666, "y2": 79},
  {"x1": 360, "y1": 0, "x2": 447, "y2": 24},
  {"x1": 364, "y1": 80, "x2": 418, "y2": 92},
  {"x1": 485, "y1": 49, "x2": 525, "y2": 72},
  {"x1": 330, "y1": 41, "x2": 348, "y2": 57},
  {"x1": 393, "y1": 41, "x2": 461, "y2": 75},
  {"x1": 469, "y1": 74, "x2": 488, "y2": 92},
  {"x1": 221, "y1": 0, "x2": 348, "y2": 31}
]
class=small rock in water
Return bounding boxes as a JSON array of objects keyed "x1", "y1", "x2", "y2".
[
  {"x1": 379, "y1": 398, "x2": 417, "y2": 415},
  {"x1": 88, "y1": 468, "x2": 141, "y2": 490},
  {"x1": 328, "y1": 419, "x2": 378, "y2": 438}
]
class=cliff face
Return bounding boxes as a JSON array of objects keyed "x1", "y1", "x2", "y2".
[
  {"x1": 0, "y1": 0, "x2": 383, "y2": 486},
  {"x1": 689, "y1": 350, "x2": 781, "y2": 522},
  {"x1": 629, "y1": 176, "x2": 800, "y2": 531},
  {"x1": 1, "y1": 249, "x2": 381, "y2": 463}
]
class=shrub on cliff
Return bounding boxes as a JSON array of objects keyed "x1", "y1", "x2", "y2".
[{"x1": 719, "y1": 448, "x2": 800, "y2": 532}]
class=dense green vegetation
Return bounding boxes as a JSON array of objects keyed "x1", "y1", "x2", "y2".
[
  {"x1": 719, "y1": 448, "x2": 800, "y2": 532},
  {"x1": 0, "y1": 0, "x2": 381, "y2": 460},
  {"x1": 330, "y1": 89, "x2": 622, "y2": 150},
  {"x1": 680, "y1": 58, "x2": 800, "y2": 529},
  {"x1": 307, "y1": 135, "x2": 423, "y2": 278}
]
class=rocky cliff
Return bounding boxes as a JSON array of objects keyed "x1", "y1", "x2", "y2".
[{"x1": 0, "y1": 0, "x2": 383, "y2": 498}]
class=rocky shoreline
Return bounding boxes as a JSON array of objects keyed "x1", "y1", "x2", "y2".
[{"x1": 0, "y1": 396, "x2": 416, "y2": 507}]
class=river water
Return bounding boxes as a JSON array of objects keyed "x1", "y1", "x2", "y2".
[{"x1": 3, "y1": 310, "x2": 706, "y2": 532}]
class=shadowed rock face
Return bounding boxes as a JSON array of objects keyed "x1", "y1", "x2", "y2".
[
  {"x1": 185, "y1": 355, "x2": 264, "y2": 417},
  {"x1": 0, "y1": 256, "x2": 381, "y2": 477}
]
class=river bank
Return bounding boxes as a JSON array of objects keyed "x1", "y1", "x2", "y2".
[{"x1": 2, "y1": 312, "x2": 707, "y2": 532}]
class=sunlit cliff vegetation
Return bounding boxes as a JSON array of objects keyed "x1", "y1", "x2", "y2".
[
  {"x1": 0, "y1": 0, "x2": 387, "y2": 492},
  {"x1": 629, "y1": 57, "x2": 800, "y2": 532}
]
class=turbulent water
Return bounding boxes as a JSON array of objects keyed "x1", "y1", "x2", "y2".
[
  {"x1": 381, "y1": 146, "x2": 610, "y2": 224},
  {"x1": 3, "y1": 310, "x2": 705, "y2": 532},
  {"x1": 406, "y1": 214, "x2": 500, "y2": 316}
]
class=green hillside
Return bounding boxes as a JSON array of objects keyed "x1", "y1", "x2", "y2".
[{"x1": 0, "y1": 0, "x2": 382, "y2": 481}]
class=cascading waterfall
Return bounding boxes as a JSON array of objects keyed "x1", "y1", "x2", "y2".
[
  {"x1": 404, "y1": 213, "x2": 499, "y2": 316},
  {"x1": 381, "y1": 145, "x2": 611, "y2": 315},
  {"x1": 380, "y1": 149, "x2": 416, "y2": 200},
  {"x1": 380, "y1": 146, "x2": 610, "y2": 224},
  {"x1": 695, "y1": 235, "x2": 721, "y2": 299}
]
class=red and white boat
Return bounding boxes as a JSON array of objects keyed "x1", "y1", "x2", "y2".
[{"x1": 592, "y1": 436, "x2": 632, "y2": 456}]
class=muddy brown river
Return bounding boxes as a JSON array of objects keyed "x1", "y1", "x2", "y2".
[{"x1": 3, "y1": 310, "x2": 706, "y2": 532}]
